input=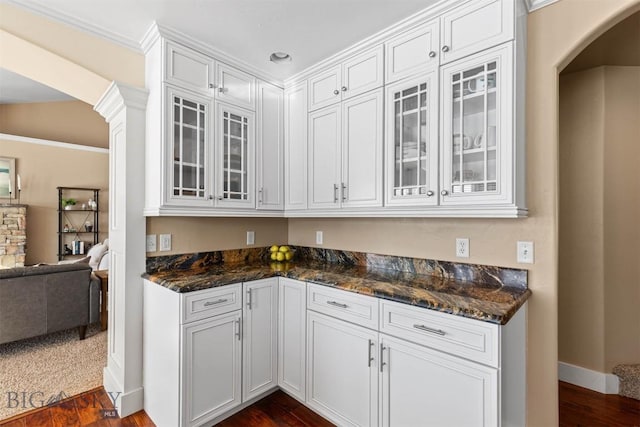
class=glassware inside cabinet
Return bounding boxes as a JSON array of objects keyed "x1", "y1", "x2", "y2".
[
  {"x1": 173, "y1": 96, "x2": 206, "y2": 198},
  {"x1": 450, "y1": 61, "x2": 498, "y2": 194},
  {"x1": 222, "y1": 111, "x2": 249, "y2": 200}
]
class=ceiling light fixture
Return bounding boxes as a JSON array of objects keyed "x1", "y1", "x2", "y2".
[{"x1": 270, "y1": 52, "x2": 292, "y2": 63}]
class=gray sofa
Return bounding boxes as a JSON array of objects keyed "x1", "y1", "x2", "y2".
[{"x1": 0, "y1": 263, "x2": 100, "y2": 345}]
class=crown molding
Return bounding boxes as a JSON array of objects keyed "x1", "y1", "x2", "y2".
[
  {"x1": 524, "y1": 0, "x2": 559, "y2": 13},
  {"x1": 4, "y1": 0, "x2": 142, "y2": 52},
  {"x1": 0, "y1": 133, "x2": 109, "y2": 153},
  {"x1": 94, "y1": 81, "x2": 149, "y2": 122}
]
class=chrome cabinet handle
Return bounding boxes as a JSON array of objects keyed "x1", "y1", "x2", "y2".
[
  {"x1": 441, "y1": 190, "x2": 449, "y2": 196},
  {"x1": 333, "y1": 184, "x2": 339, "y2": 203},
  {"x1": 204, "y1": 298, "x2": 228, "y2": 306},
  {"x1": 341, "y1": 86, "x2": 347, "y2": 92},
  {"x1": 246, "y1": 289, "x2": 252, "y2": 310},
  {"x1": 235, "y1": 318, "x2": 241, "y2": 341},
  {"x1": 380, "y1": 344, "x2": 386, "y2": 372},
  {"x1": 258, "y1": 188, "x2": 263, "y2": 204},
  {"x1": 413, "y1": 324, "x2": 446, "y2": 336},
  {"x1": 333, "y1": 89, "x2": 340, "y2": 95},
  {"x1": 341, "y1": 183, "x2": 347, "y2": 202},
  {"x1": 428, "y1": 51, "x2": 436, "y2": 58},
  {"x1": 441, "y1": 45, "x2": 450, "y2": 52},
  {"x1": 368, "y1": 339, "x2": 374, "y2": 367},
  {"x1": 326, "y1": 300, "x2": 348, "y2": 309},
  {"x1": 426, "y1": 190, "x2": 434, "y2": 197}
]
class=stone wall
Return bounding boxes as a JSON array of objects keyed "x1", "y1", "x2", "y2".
[{"x1": 0, "y1": 205, "x2": 27, "y2": 268}]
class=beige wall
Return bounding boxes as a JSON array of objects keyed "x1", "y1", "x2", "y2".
[
  {"x1": 0, "y1": 136, "x2": 108, "y2": 264},
  {"x1": 146, "y1": 217, "x2": 288, "y2": 256},
  {"x1": 0, "y1": 101, "x2": 109, "y2": 149}
]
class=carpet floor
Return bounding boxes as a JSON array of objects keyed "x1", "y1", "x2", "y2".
[{"x1": 0, "y1": 323, "x2": 106, "y2": 421}]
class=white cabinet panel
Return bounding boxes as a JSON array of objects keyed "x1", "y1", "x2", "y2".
[
  {"x1": 284, "y1": 82, "x2": 308, "y2": 210},
  {"x1": 278, "y1": 278, "x2": 307, "y2": 401},
  {"x1": 256, "y1": 82, "x2": 284, "y2": 210},
  {"x1": 306, "y1": 311, "x2": 378, "y2": 427},
  {"x1": 440, "y1": 0, "x2": 514, "y2": 64},
  {"x1": 182, "y1": 312, "x2": 242, "y2": 427},
  {"x1": 182, "y1": 283, "x2": 242, "y2": 323},
  {"x1": 380, "y1": 334, "x2": 498, "y2": 427},
  {"x1": 342, "y1": 45, "x2": 384, "y2": 99},
  {"x1": 243, "y1": 278, "x2": 278, "y2": 401},
  {"x1": 216, "y1": 63, "x2": 256, "y2": 110},
  {"x1": 308, "y1": 105, "x2": 341, "y2": 209},
  {"x1": 308, "y1": 65, "x2": 342, "y2": 111},
  {"x1": 165, "y1": 41, "x2": 214, "y2": 93},
  {"x1": 307, "y1": 282, "x2": 379, "y2": 329},
  {"x1": 385, "y1": 20, "x2": 439, "y2": 83}
]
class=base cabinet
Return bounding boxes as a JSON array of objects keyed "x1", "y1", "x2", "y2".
[{"x1": 278, "y1": 278, "x2": 307, "y2": 401}]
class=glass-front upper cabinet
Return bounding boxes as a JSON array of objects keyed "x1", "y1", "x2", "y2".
[
  {"x1": 385, "y1": 73, "x2": 438, "y2": 206},
  {"x1": 166, "y1": 86, "x2": 213, "y2": 207},
  {"x1": 215, "y1": 102, "x2": 255, "y2": 208},
  {"x1": 440, "y1": 44, "x2": 513, "y2": 206}
]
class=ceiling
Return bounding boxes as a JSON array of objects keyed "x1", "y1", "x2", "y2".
[
  {"x1": 0, "y1": 68, "x2": 73, "y2": 104},
  {"x1": 7, "y1": 0, "x2": 439, "y2": 82}
]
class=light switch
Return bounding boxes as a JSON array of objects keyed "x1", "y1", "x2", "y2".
[
  {"x1": 316, "y1": 231, "x2": 323, "y2": 245},
  {"x1": 246, "y1": 231, "x2": 255, "y2": 245},
  {"x1": 159, "y1": 234, "x2": 172, "y2": 251},
  {"x1": 146, "y1": 234, "x2": 157, "y2": 252},
  {"x1": 517, "y1": 241, "x2": 534, "y2": 264}
]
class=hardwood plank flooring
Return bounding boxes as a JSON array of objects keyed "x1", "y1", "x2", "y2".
[{"x1": 2, "y1": 382, "x2": 638, "y2": 426}]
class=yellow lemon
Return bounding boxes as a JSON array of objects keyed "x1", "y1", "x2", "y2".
[
  {"x1": 285, "y1": 252, "x2": 293, "y2": 261},
  {"x1": 276, "y1": 252, "x2": 285, "y2": 262},
  {"x1": 279, "y1": 245, "x2": 289, "y2": 253},
  {"x1": 269, "y1": 245, "x2": 279, "y2": 252},
  {"x1": 270, "y1": 252, "x2": 278, "y2": 260}
]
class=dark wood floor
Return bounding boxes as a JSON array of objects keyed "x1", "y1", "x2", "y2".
[{"x1": 2, "y1": 382, "x2": 639, "y2": 426}]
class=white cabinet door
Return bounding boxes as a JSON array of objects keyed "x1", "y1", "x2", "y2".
[
  {"x1": 440, "y1": 0, "x2": 514, "y2": 64},
  {"x1": 165, "y1": 85, "x2": 214, "y2": 207},
  {"x1": 215, "y1": 102, "x2": 256, "y2": 208},
  {"x1": 341, "y1": 45, "x2": 384, "y2": 100},
  {"x1": 278, "y1": 278, "x2": 306, "y2": 401},
  {"x1": 385, "y1": 73, "x2": 439, "y2": 206},
  {"x1": 165, "y1": 41, "x2": 214, "y2": 94},
  {"x1": 385, "y1": 20, "x2": 439, "y2": 84},
  {"x1": 242, "y1": 278, "x2": 278, "y2": 401},
  {"x1": 284, "y1": 82, "x2": 308, "y2": 210},
  {"x1": 341, "y1": 89, "x2": 383, "y2": 208},
  {"x1": 380, "y1": 334, "x2": 498, "y2": 427},
  {"x1": 182, "y1": 311, "x2": 242, "y2": 427},
  {"x1": 308, "y1": 104, "x2": 341, "y2": 209},
  {"x1": 256, "y1": 82, "x2": 284, "y2": 210},
  {"x1": 216, "y1": 63, "x2": 256, "y2": 110},
  {"x1": 440, "y1": 43, "x2": 513, "y2": 206},
  {"x1": 308, "y1": 65, "x2": 342, "y2": 111},
  {"x1": 306, "y1": 311, "x2": 378, "y2": 427}
]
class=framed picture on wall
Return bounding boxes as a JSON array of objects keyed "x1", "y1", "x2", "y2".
[{"x1": 0, "y1": 157, "x2": 16, "y2": 199}]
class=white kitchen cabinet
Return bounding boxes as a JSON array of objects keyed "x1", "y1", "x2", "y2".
[
  {"x1": 308, "y1": 46, "x2": 383, "y2": 111},
  {"x1": 215, "y1": 62, "x2": 256, "y2": 110},
  {"x1": 214, "y1": 102, "x2": 255, "y2": 208},
  {"x1": 306, "y1": 311, "x2": 378, "y2": 427},
  {"x1": 380, "y1": 334, "x2": 498, "y2": 427},
  {"x1": 284, "y1": 82, "x2": 308, "y2": 211},
  {"x1": 278, "y1": 278, "x2": 307, "y2": 401},
  {"x1": 243, "y1": 278, "x2": 278, "y2": 401},
  {"x1": 440, "y1": 0, "x2": 514, "y2": 65},
  {"x1": 256, "y1": 82, "x2": 284, "y2": 210},
  {"x1": 385, "y1": 20, "x2": 440, "y2": 84},
  {"x1": 165, "y1": 41, "x2": 215, "y2": 94},
  {"x1": 183, "y1": 311, "x2": 242, "y2": 427},
  {"x1": 308, "y1": 89, "x2": 383, "y2": 210},
  {"x1": 385, "y1": 73, "x2": 439, "y2": 206}
]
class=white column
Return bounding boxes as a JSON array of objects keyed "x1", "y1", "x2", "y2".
[{"x1": 94, "y1": 82, "x2": 148, "y2": 417}]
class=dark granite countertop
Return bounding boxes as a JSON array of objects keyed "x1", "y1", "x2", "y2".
[{"x1": 142, "y1": 259, "x2": 530, "y2": 325}]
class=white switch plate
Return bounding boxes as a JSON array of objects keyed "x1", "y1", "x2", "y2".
[
  {"x1": 146, "y1": 234, "x2": 157, "y2": 252},
  {"x1": 316, "y1": 231, "x2": 323, "y2": 245},
  {"x1": 456, "y1": 238, "x2": 470, "y2": 258},
  {"x1": 517, "y1": 241, "x2": 534, "y2": 264},
  {"x1": 246, "y1": 231, "x2": 255, "y2": 245},
  {"x1": 159, "y1": 234, "x2": 172, "y2": 251}
]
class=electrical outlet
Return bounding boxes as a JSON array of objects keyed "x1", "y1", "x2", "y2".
[
  {"x1": 246, "y1": 231, "x2": 255, "y2": 245},
  {"x1": 517, "y1": 241, "x2": 534, "y2": 264},
  {"x1": 316, "y1": 231, "x2": 323, "y2": 245},
  {"x1": 146, "y1": 234, "x2": 157, "y2": 252},
  {"x1": 159, "y1": 234, "x2": 172, "y2": 251},
  {"x1": 456, "y1": 238, "x2": 470, "y2": 258}
]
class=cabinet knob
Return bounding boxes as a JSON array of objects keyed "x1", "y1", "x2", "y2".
[
  {"x1": 428, "y1": 51, "x2": 436, "y2": 58},
  {"x1": 217, "y1": 196, "x2": 223, "y2": 201},
  {"x1": 209, "y1": 83, "x2": 214, "y2": 89},
  {"x1": 218, "y1": 87, "x2": 225, "y2": 93},
  {"x1": 426, "y1": 190, "x2": 434, "y2": 197},
  {"x1": 441, "y1": 190, "x2": 449, "y2": 196},
  {"x1": 441, "y1": 45, "x2": 450, "y2": 53},
  {"x1": 341, "y1": 86, "x2": 347, "y2": 92},
  {"x1": 333, "y1": 89, "x2": 340, "y2": 95},
  {"x1": 208, "y1": 195, "x2": 213, "y2": 200}
]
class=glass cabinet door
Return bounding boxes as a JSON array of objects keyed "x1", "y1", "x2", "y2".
[
  {"x1": 169, "y1": 89, "x2": 211, "y2": 205},
  {"x1": 385, "y1": 73, "x2": 438, "y2": 206},
  {"x1": 216, "y1": 102, "x2": 255, "y2": 207}
]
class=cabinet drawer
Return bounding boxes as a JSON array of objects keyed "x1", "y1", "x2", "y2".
[
  {"x1": 380, "y1": 299, "x2": 499, "y2": 367},
  {"x1": 307, "y1": 283, "x2": 378, "y2": 329},
  {"x1": 182, "y1": 283, "x2": 242, "y2": 324}
]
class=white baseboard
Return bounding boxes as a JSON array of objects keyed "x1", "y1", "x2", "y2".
[
  {"x1": 103, "y1": 366, "x2": 144, "y2": 417},
  {"x1": 558, "y1": 361, "x2": 619, "y2": 394}
]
